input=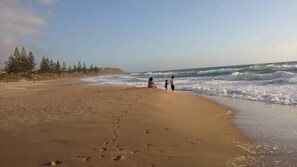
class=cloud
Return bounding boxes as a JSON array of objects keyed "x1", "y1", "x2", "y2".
[
  {"x1": 40, "y1": 0, "x2": 59, "y2": 5},
  {"x1": 0, "y1": 0, "x2": 47, "y2": 66}
]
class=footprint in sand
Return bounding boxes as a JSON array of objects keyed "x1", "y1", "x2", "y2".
[
  {"x1": 103, "y1": 141, "x2": 109, "y2": 145},
  {"x1": 98, "y1": 155, "x2": 105, "y2": 159},
  {"x1": 131, "y1": 150, "x2": 140, "y2": 154},
  {"x1": 144, "y1": 144, "x2": 152, "y2": 147},
  {"x1": 148, "y1": 164, "x2": 156, "y2": 167},
  {"x1": 100, "y1": 147, "x2": 107, "y2": 152},
  {"x1": 111, "y1": 155, "x2": 125, "y2": 161},
  {"x1": 184, "y1": 140, "x2": 196, "y2": 145},
  {"x1": 164, "y1": 127, "x2": 176, "y2": 131},
  {"x1": 142, "y1": 130, "x2": 150, "y2": 134},
  {"x1": 116, "y1": 148, "x2": 123, "y2": 152},
  {"x1": 82, "y1": 157, "x2": 90, "y2": 162},
  {"x1": 41, "y1": 160, "x2": 62, "y2": 166},
  {"x1": 195, "y1": 138, "x2": 205, "y2": 142},
  {"x1": 184, "y1": 138, "x2": 205, "y2": 145},
  {"x1": 163, "y1": 128, "x2": 176, "y2": 133}
]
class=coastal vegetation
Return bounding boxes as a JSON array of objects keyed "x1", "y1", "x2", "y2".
[{"x1": 0, "y1": 47, "x2": 123, "y2": 82}]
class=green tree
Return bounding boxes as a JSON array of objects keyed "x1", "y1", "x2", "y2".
[
  {"x1": 56, "y1": 61, "x2": 61, "y2": 74},
  {"x1": 39, "y1": 57, "x2": 50, "y2": 73},
  {"x1": 20, "y1": 47, "x2": 28, "y2": 73},
  {"x1": 20, "y1": 47, "x2": 27, "y2": 57},
  {"x1": 73, "y1": 64, "x2": 77, "y2": 72},
  {"x1": 82, "y1": 63, "x2": 87, "y2": 73},
  {"x1": 14, "y1": 47, "x2": 21, "y2": 73},
  {"x1": 77, "y1": 61, "x2": 82, "y2": 73},
  {"x1": 5, "y1": 47, "x2": 23, "y2": 74},
  {"x1": 67, "y1": 65, "x2": 72, "y2": 73},
  {"x1": 49, "y1": 59, "x2": 55, "y2": 73},
  {"x1": 39, "y1": 57, "x2": 45, "y2": 73},
  {"x1": 89, "y1": 64, "x2": 94, "y2": 73},
  {"x1": 94, "y1": 66, "x2": 99, "y2": 73},
  {"x1": 14, "y1": 47, "x2": 20, "y2": 57},
  {"x1": 62, "y1": 62, "x2": 67, "y2": 73},
  {"x1": 5, "y1": 55, "x2": 15, "y2": 74},
  {"x1": 27, "y1": 52, "x2": 36, "y2": 73}
]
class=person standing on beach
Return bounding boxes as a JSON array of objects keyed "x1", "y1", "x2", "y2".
[
  {"x1": 170, "y1": 76, "x2": 175, "y2": 92},
  {"x1": 165, "y1": 80, "x2": 169, "y2": 90}
]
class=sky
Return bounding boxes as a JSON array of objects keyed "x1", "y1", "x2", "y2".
[{"x1": 1, "y1": 0, "x2": 297, "y2": 72}]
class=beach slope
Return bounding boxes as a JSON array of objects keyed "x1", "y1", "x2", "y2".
[{"x1": 0, "y1": 80, "x2": 250, "y2": 166}]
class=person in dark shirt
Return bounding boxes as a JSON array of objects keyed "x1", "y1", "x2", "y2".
[
  {"x1": 164, "y1": 80, "x2": 168, "y2": 90},
  {"x1": 148, "y1": 77, "x2": 157, "y2": 88}
]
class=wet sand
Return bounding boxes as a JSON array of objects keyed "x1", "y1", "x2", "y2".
[
  {"x1": 207, "y1": 95, "x2": 297, "y2": 166},
  {"x1": 0, "y1": 79, "x2": 251, "y2": 166}
]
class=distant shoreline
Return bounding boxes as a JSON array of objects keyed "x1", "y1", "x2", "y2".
[{"x1": 0, "y1": 67, "x2": 124, "y2": 83}]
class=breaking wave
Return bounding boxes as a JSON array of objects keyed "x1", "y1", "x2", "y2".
[{"x1": 82, "y1": 61, "x2": 297, "y2": 106}]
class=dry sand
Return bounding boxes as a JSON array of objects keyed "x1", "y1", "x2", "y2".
[{"x1": 0, "y1": 79, "x2": 251, "y2": 166}]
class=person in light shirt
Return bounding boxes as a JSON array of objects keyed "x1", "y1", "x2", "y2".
[{"x1": 169, "y1": 76, "x2": 175, "y2": 92}]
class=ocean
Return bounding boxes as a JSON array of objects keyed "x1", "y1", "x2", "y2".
[
  {"x1": 83, "y1": 61, "x2": 297, "y2": 107},
  {"x1": 82, "y1": 61, "x2": 297, "y2": 166}
]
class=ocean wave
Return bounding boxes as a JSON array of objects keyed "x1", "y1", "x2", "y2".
[
  {"x1": 81, "y1": 61, "x2": 297, "y2": 106},
  {"x1": 143, "y1": 71, "x2": 175, "y2": 76},
  {"x1": 275, "y1": 64, "x2": 297, "y2": 72},
  {"x1": 188, "y1": 85, "x2": 297, "y2": 106},
  {"x1": 196, "y1": 68, "x2": 242, "y2": 77},
  {"x1": 229, "y1": 71, "x2": 296, "y2": 82},
  {"x1": 245, "y1": 63, "x2": 297, "y2": 74},
  {"x1": 246, "y1": 64, "x2": 275, "y2": 73}
]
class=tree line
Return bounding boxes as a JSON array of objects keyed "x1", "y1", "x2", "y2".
[
  {"x1": 5, "y1": 47, "x2": 36, "y2": 74},
  {"x1": 3, "y1": 47, "x2": 100, "y2": 74}
]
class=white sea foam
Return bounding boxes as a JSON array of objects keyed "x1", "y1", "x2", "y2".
[
  {"x1": 226, "y1": 155, "x2": 255, "y2": 167},
  {"x1": 81, "y1": 62, "x2": 297, "y2": 106},
  {"x1": 82, "y1": 74, "x2": 297, "y2": 106}
]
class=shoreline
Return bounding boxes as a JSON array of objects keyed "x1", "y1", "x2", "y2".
[
  {"x1": 206, "y1": 95, "x2": 297, "y2": 166},
  {"x1": 0, "y1": 79, "x2": 252, "y2": 166}
]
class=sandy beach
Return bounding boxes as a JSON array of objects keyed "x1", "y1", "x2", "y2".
[{"x1": 0, "y1": 79, "x2": 251, "y2": 167}]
